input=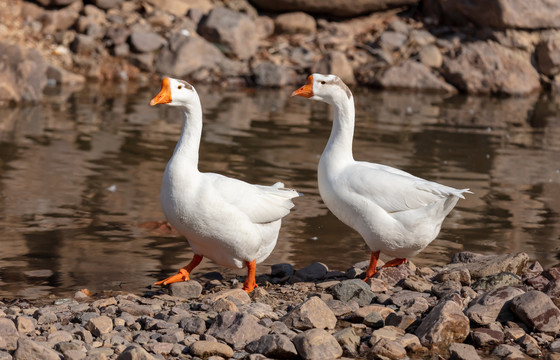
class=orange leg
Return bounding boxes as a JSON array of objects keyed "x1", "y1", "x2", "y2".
[
  {"x1": 363, "y1": 250, "x2": 381, "y2": 282},
  {"x1": 155, "y1": 254, "x2": 203, "y2": 285},
  {"x1": 382, "y1": 258, "x2": 407, "y2": 268},
  {"x1": 242, "y1": 259, "x2": 258, "y2": 293}
]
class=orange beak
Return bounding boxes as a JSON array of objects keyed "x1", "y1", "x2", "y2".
[
  {"x1": 150, "y1": 78, "x2": 172, "y2": 106},
  {"x1": 291, "y1": 75, "x2": 314, "y2": 98}
]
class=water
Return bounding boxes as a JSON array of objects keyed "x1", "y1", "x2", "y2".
[{"x1": 0, "y1": 82, "x2": 559, "y2": 299}]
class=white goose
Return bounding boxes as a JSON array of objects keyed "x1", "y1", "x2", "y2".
[
  {"x1": 150, "y1": 77, "x2": 300, "y2": 292},
  {"x1": 292, "y1": 74, "x2": 470, "y2": 281}
]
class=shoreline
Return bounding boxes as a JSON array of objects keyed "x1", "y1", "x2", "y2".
[{"x1": 1, "y1": 251, "x2": 559, "y2": 359}]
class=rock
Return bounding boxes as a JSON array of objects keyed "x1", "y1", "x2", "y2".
[
  {"x1": 283, "y1": 296, "x2": 337, "y2": 330},
  {"x1": 206, "y1": 311, "x2": 270, "y2": 349},
  {"x1": 369, "y1": 338, "x2": 407, "y2": 359},
  {"x1": 46, "y1": 65, "x2": 85, "y2": 85},
  {"x1": 330, "y1": 279, "x2": 374, "y2": 306},
  {"x1": 434, "y1": 0, "x2": 560, "y2": 29},
  {"x1": 465, "y1": 286, "x2": 525, "y2": 326},
  {"x1": 432, "y1": 280, "x2": 462, "y2": 298},
  {"x1": 449, "y1": 342, "x2": 481, "y2": 360},
  {"x1": 510, "y1": 291, "x2": 560, "y2": 333},
  {"x1": 399, "y1": 296, "x2": 430, "y2": 315},
  {"x1": 271, "y1": 263, "x2": 294, "y2": 278},
  {"x1": 378, "y1": 31, "x2": 407, "y2": 52},
  {"x1": 402, "y1": 275, "x2": 433, "y2": 292},
  {"x1": 189, "y1": 341, "x2": 234, "y2": 358},
  {"x1": 491, "y1": 344, "x2": 526, "y2": 359},
  {"x1": 168, "y1": 281, "x2": 202, "y2": 299},
  {"x1": 116, "y1": 344, "x2": 155, "y2": 360},
  {"x1": 47, "y1": 330, "x2": 73, "y2": 344},
  {"x1": 434, "y1": 269, "x2": 471, "y2": 286},
  {"x1": 517, "y1": 334, "x2": 542, "y2": 357},
  {"x1": 0, "y1": 318, "x2": 19, "y2": 350},
  {"x1": 155, "y1": 35, "x2": 225, "y2": 78},
  {"x1": 292, "y1": 263, "x2": 329, "y2": 282},
  {"x1": 545, "y1": 278, "x2": 560, "y2": 297},
  {"x1": 364, "y1": 311, "x2": 384, "y2": 328},
  {"x1": 249, "y1": 0, "x2": 420, "y2": 17},
  {"x1": 70, "y1": 34, "x2": 97, "y2": 55},
  {"x1": 351, "y1": 304, "x2": 395, "y2": 322},
  {"x1": 415, "y1": 300, "x2": 470, "y2": 349},
  {"x1": 333, "y1": 327, "x2": 360, "y2": 355},
  {"x1": 293, "y1": 328, "x2": 343, "y2": 360},
  {"x1": 118, "y1": 301, "x2": 154, "y2": 317},
  {"x1": 129, "y1": 31, "x2": 166, "y2": 53},
  {"x1": 86, "y1": 316, "x2": 113, "y2": 337},
  {"x1": 245, "y1": 334, "x2": 298, "y2": 359},
  {"x1": 253, "y1": 62, "x2": 296, "y2": 87},
  {"x1": 145, "y1": 0, "x2": 214, "y2": 17},
  {"x1": 373, "y1": 263, "x2": 415, "y2": 286},
  {"x1": 472, "y1": 272, "x2": 522, "y2": 290},
  {"x1": 91, "y1": 0, "x2": 123, "y2": 10},
  {"x1": 369, "y1": 326, "x2": 405, "y2": 345},
  {"x1": 198, "y1": 7, "x2": 259, "y2": 60},
  {"x1": 312, "y1": 51, "x2": 356, "y2": 85},
  {"x1": 443, "y1": 42, "x2": 540, "y2": 96},
  {"x1": 419, "y1": 44, "x2": 443, "y2": 68},
  {"x1": 471, "y1": 328, "x2": 504, "y2": 347},
  {"x1": 526, "y1": 275, "x2": 550, "y2": 291},
  {"x1": 15, "y1": 316, "x2": 35, "y2": 334},
  {"x1": 211, "y1": 298, "x2": 238, "y2": 313},
  {"x1": 13, "y1": 338, "x2": 60, "y2": 360},
  {"x1": 376, "y1": 60, "x2": 456, "y2": 92},
  {"x1": 384, "y1": 312, "x2": 417, "y2": 330},
  {"x1": 536, "y1": 34, "x2": 560, "y2": 77},
  {"x1": 0, "y1": 42, "x2": 48, "y2": 104},
  {"x1": 274, "y1": 12, "x2": 316, "y2": 34},
  {"x1": 204, "y1": 289, "x2": 251, "y2": 306},
  {"x1": 550, "y1": 339, "x2": 560, "y2": 353}
]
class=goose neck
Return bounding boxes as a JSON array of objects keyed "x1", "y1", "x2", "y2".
[
  {"x1": 323, "y1": 95, "x2": 355, "y2": 164},
  {"x1": 171, "y1": 100, "x2": 203, "y2": 171}
]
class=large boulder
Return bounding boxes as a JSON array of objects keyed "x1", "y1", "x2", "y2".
[
  {"x1": 431, "y1": 0, "x2": 560, "y2": 29},
  {"x1": 198, "y1": 7, "x2": 259, "y2": 59},
  {"x1": 0, "y1": 42, "x2": 48, "y2": 104},
  {"x1": 376, "y1": 60, "x2": 456, "y2": 93},
  {"x1": 249, "y1": 0, "x2": 419, "y2": 17}
]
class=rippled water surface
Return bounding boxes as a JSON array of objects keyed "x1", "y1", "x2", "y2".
[{"x1": 1, "y1": 83, "x2": 559, "y2": 298}]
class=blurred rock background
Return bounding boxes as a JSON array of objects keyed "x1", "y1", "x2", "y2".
[{"x1": 1, "y1": 0, "x2": 560, "y2": 104}]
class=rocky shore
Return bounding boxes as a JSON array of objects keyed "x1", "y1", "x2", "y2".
[
  {"x1": 2, "y1": 0, "x2": 560, "y2": 105},
  {"x1": 0, "y1": 251, "x2": 559, "y2": 359}
]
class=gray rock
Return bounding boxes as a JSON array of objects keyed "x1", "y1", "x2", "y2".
[
  {"x1": 377, "y1": 60, "x2": 456, "y2": 93},
  {"x1": 253, "y1": 62, "x2": 295, "y2": 87},
  {"x1": 415, "y1": 300, "x2": 470, "y2": 349},
  {"x1": 203, "y1": 289, "x2": 251, "y2": 305},
  {"x1": 245, "y1": 334, "x2": 298, "y2": 359},
  {"x1": 70, "y1": 34, "x2": 97, "y2": 55},
  {"x1": 465, "y1": 286, "x2": 525, "y2": 326},
  {"x1": 189, "y1": 340, "x2": 234, "y2": 358},
  {"x1": 180, "y1": 317, "x2": 206, "y2": 334},
  {"x1": 536, "y1": 34, "x2": 560, "y2": 77},
  {"x1": 282, "y1": 296, "x2": 337, "y2": 330},
  {"x1": 0, "y1": 42, "x2": 48, "y2": 104},
  {"x1": 86, "y1": 316, "x2": 113, "y2": 337},
  {"x1": 402, "y1": 275, "x2": 433, "y2": 292},
  {"x1": 433, "y1": 268, "x2": 471, "y2": 285},
  {"x1": 388, "y1": 19, "x2": 409, "y2": 34},
  {"x1": 471, "y1": 328, "x2": 504, "y2": 347},
  {"x1": 275, "y1": 12, "x2": 316, "y2": 34},
  {"x1": 379, "y1": 31, "x2": 407, "y2": 52},
  {"x1": 432, "y1": 280, "x2": 462, "y2": 298},
  {"x1": 550, "y1": 339, "x2": 560, "y2": 353},
  {"x1": 0, "y1": 318, "x2": 19, "y2": 351},
  {"x1": 385, "y1": 312, "x2": 417, "y2": 330},
  {"x1": 129, "y1": 31, "x2": 166, "y2": 53},
  {"x1": 510, "y1": 290, "x2": 560, "y2": 333},
  {"x1": 13, "y1": 338, "x2": 60, "y2": 360},
  {"x1": 169, "y1": 281, "x2": 202, "y2": 299},
  {"x1": 419, "y1": 44, "x2": 443, "y2": 68},
  {"x1": 207, "y1": 311, "x2": 270, "y2": 349},
  {"x1": 369, "y1": 338, "x2": 407, "y2": 359},
  {"x1": 472, "y1": 272, "x2": 522, "y2": 290},
  {"x1": 364, "y1": 311, "x2": 384, "y2": 328},
  {"x1": 116, "y1": 344, "x2": 156, "y2": 360},
  {"x1": 292, "y1": 262, "x2": 329, "y2": 282},
  {"x1": 443, "y1": 42, "x2": 540, "y2": 96},
  {"x1": 250, "y1": 0, "x2": 420, "y2": 17},
  {"x1": 198, "y1": 7, "x2": 259, "y2": 60},
  {"x1": 333, "y1": 327, "x2": 360, "y2": 355},
  {"x1": 331, "y1": 279, "x2": 374, "y2": 306},
  {"x1": 449, "y1": 343, "x2": 481, "y2": 360},
  {"x1": 293, "y1": 328, "x2": 343, "y2": 360},
  {"x1": 491, "y1": 344, "x2": 526, "y2": 359},
  {"x1": 47, "y1": 330, "x2": 73, "y2": 344},
  {"x1": 155, "y1": 34, "x2": 225, "y2": 78},
  {"x1": 271, "y1": 263, "x2": 294, "y2": 278},
  {"x1": 312, "y1": 51, "x2": 355, "y2": 85},
  {"x1": 62, "y1": 349, "x2": 85, "y2": 360}
]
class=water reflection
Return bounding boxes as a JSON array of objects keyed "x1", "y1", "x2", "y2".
[{"x1": 0, "y1": 83, "x2": 559, "y2": 298}]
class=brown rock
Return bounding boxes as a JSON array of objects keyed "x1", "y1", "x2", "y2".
[
  {"x1": 0, "y1": 318, "x2": 19, "y2": 350},
  {"x1": 351, "y1": 304, "x2": 395, "y2": 322},
  {"x1": 369, "y1": 326, "x2": 405, "y2": 345},
  {"x1": 13, "y1": 338, "x2": 59, "y2": 360},
  {"x1": 189, "y1": 341, "x2": 234, "y2": 358},
  {"x1": 253, "y1": 62, "x2": 296, "y2": 87},
  {"x1": 445, "y1": 252, "x2": 530, "y2": 279},
  {"x1": 510, "y1": 291, "x2": 560, "y2": 334},
  {"x1": 245, "y1": 334, "x2": 298, "y2": 359},
  {"x1": 206, "y1": 311, "x2": 270, "y2": 349},
  {"x1": 465, "y1": 286, "x2": 525, "y2": 326},
  {"x1": 449, "y1": 343, "x2": 481, "y2": 360},
  {"x1": 368, "y1": 338, "x2": 407, "y2": 360},
  {"x1": 419, "y1": 44, "x2": 443, "y2": 68},
  {"x1": 415, "y1": 300, "x2": 470, "y2": 349},
  {"x1": 275, "y1": 12, "x2": 316, "y2": 34},
  {"x1": 145, "y1": 0, "x2": 213, "y2": 16},
  {"x1": 283, "y1": 296, "x2": 337, "y2": 330},
  {"x1": 373, "y1": 263, "x2": 415, "y2": 286},
  {"x1": 471, "y1": 328, "x2": 505, "y2": 347},
  {"x1": 536, "y1": 34, "x2": 560, "y2": 77},
  {"x1": 198, "y1": 7, "x2": 259, "y2": 60},
  {"x1": 434, "y1": 268, "x2": 471, "y2": 285},
  {"x1": 376, "y1": 60, "x2": 456, "y2": 93},
  {"x1": 249, "y1": 0, "x2": 420, "y2": 17},
  {"x1": 312, "y1": 51, "x2": 355, "y2": 85},
  {"x1": 402, "y1": 275, "x2": 433, "y2": 292},
  {"x1": 293, "y1": 328, "x2": 343, "y2": 360},
  {"x1": 86, "y1": 316, "x2": 113, "y2": 337}
]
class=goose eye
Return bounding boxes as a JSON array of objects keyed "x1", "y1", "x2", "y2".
[
  {"x1": 177, "y1": 85, "x2": 182, "y2": 89},
  {"x1": 320, "y1": 81, "x2": 326, "y2": 85}
]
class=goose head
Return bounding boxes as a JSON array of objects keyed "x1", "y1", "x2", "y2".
[
  {"x1": 291, "y1": 74, "x2": 352, "y2": 105},
  {"x1": 150, "y1": 77, "x2": 198, "y2": 107}
]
